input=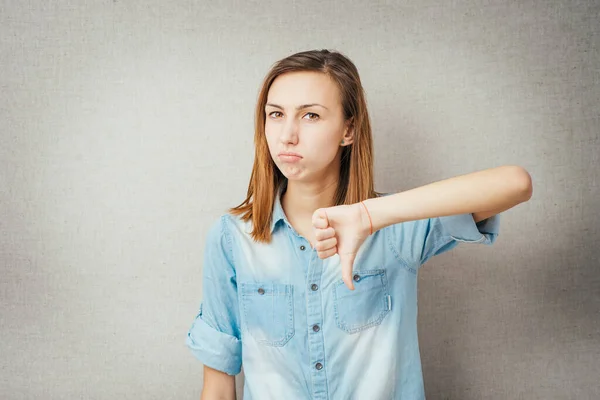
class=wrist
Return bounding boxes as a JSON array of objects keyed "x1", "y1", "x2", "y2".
[
  {"x1": 359, "y1": 201, "x2": 374, "y2": 235},
  {"x1": 362, "y1": 197, "x2": 389, "y2": 233}
]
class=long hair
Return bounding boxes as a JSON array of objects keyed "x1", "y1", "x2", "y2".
[{"x1": 230, "y1": 49, "x2": 379, "y2": 243}]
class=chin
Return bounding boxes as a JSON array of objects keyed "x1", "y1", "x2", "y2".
[
  {"x1": 281, "y1": 173, "x2": 304, "y2": 181},
  {"x1": 274, "y1": 163, "x2": 302, "y2": 179},
  {"x1": 280, "y1": 169, "x2": 309, "y2": 182}
]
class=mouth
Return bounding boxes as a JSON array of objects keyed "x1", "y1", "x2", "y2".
[{"x1": 278, "y1": 152, "x2": 303, "y2": 162}]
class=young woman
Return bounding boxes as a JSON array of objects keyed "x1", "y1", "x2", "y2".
[{"x1": 186, "y1": 49, "x2": 532, "y2": 400}]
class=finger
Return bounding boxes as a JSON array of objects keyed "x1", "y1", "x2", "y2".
[
  {"x1": 312, "y1": 208, "x2": 329, "y2": 229},
  {"x1": 341, "y1": 253, "x2": 357, "y2": 290},
  {"x1": 318, "y1": 247, "x2": 337, "y2": 259},
  {"x1": 315, "y1": 227, "x2": 336, "y2": 241},
  {"x1": 315, "y1": 236, "x2": 337, "y2": 252}
]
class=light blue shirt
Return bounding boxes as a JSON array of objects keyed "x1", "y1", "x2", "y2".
[{"x1": 186, "y1": 187, "x2": 500, "y2": 399}]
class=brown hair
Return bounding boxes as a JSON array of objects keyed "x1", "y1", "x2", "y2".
[{"x1": 230, "y1": 49, "x2": 379, "y2": 243}]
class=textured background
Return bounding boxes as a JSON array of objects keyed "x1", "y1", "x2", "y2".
[{"x1": 1, "y1": 0, "x2": 599, "y2": 399}]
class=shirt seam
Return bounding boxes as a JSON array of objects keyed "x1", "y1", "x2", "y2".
[
  {"x1": 220, "y1": 214, "x2": 242, "y2": 346},
  {"x1": 221, "y1": 215, "x2": 237, "y2": 271},
  {"x1": 421, "y1": 219, "x2": 458, "y2": 264},
  {"x1": 385, "y1": 228, "x2": 418, "y2": 275}
]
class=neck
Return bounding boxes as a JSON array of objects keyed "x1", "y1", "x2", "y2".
[{"x1": 281, "y1": 178, "x2": 339, "y2": 223}]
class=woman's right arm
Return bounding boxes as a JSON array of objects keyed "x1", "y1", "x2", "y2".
[
  {"x1": 186, "y1": 216, "x2": 242, "y2": 399},
  {"x1": 201, "y1": 365, "x2": 236, "y2": 400}
]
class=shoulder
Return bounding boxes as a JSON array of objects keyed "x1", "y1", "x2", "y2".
[
  {"x1": 206, "y1": 212, "x2": 247, "y2": 232},
  {"x1": 205, "y1": 212, "x2": 256, "y2": 252}
]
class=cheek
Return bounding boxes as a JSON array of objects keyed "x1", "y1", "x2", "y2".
[
  {"x1": 307, "y1": 128, "x2": 342, "y2": 161},
  {"x1": 313, "y1": 123, "x2": 343, "y2": 147},
  {"x1": 264, "y1": 125, "x2": 277, "y2": 149}
]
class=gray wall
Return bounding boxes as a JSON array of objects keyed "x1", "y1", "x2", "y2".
[{"x1": 1, "y1": 1, "x2": 598, "y2": 399}]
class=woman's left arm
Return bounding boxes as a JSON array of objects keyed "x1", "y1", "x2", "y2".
[{"x1": 363, "y1": 165, "x2": 533, "y2": 232}]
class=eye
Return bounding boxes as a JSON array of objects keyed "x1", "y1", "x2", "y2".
[
  {"x1": 303, "y1": 112, "x2": 320, "y2": 121},
  {"x1": 268, "y1": 111, "x2": 283, "y2": 118}
]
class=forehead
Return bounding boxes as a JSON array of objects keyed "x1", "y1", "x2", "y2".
[{"x1": 267, "y1": 71, "x2": 341, "y2": 108}]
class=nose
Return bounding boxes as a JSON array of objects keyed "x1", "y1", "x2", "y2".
[{"x1": 280, "y1": 118, "x2": 299, "y2": 145}]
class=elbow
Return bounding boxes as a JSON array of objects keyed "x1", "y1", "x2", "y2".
[{"x1": 507, "y1": 165, "x2": 533, "y2": 203}]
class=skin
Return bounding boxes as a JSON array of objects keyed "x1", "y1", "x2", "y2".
[{"x1": 201, "y1": 366, "x2": 235, "y2": 400}]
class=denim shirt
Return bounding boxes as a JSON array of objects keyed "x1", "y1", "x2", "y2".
[{"x1": 186, "y1": 190, "x2": 500, "y2": 399}]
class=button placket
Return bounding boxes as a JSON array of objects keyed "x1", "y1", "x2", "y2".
[{"x1": 306, "y1": 251, "x2": 328, "y2": 397}]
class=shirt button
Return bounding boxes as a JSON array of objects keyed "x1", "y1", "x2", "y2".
[
  {"x1": 312, "y1": 324, "x2": 320, "y2": 332},
  {"x1": 300, "y1": 245, "x2": 306, "y2": 251},
  {"x1": 315, "y1": 362, "x2": 323, "y2": 370},
  {"x1": 257, "y1": 288, "x2": 265, "y2": 295},
  {"x1": 353, "y1": 274, "x2": 361, "y2": 282},
  {"x1": 311, "y1": 284, "x2": 318, "y2": 291}
]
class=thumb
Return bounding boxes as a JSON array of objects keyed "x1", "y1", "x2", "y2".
[
  {"x1": 340, "y1": 252, "x2": 356, "y2": 291},
  {"x1": 312, "y1": 208, "x2": 330, "y2": 229}
]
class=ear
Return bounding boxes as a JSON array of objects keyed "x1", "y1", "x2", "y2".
[{"x1": 341, "y1": 118, "x2": 355, "y2": 146}]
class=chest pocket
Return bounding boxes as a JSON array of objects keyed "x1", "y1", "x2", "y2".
[
  {"x1": 240, "y1": 283, "x2": 294, "y2": 347},
  {"x1": 333, "y1": 269, "x2": 391, "y2": 334}
]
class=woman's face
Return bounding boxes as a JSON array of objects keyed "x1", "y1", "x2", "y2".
[{"x1": 264, "y1": 71, "x2": 353, "y2": 183}]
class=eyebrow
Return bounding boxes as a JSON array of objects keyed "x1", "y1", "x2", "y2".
[{"x1": 265, "y1": 103, "x2": 329, "y2": 111}]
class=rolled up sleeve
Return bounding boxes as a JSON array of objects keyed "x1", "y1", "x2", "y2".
[
  {"x1": 441, "y1": 213, "x2": 500, "y2": 244},
  {"x1": 392, "y1": 212, "x2": 501, "y2": 268},
  {"x1": 420, "y1": 213, "x2": 500, "y2": 264},
  {"x1": 186, "y1": 304, "x2": 242, "y2": 375},
  {"x1": 185, "y1": 215, "x2": 242, "y2": 375}
]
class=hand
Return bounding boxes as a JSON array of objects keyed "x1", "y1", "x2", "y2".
[{"x1": 311, "y1": 203, "x2": 372, "y2": 290}]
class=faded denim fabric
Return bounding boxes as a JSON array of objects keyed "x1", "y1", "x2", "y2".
[{"x1": 186, "y1": 188, "x2": 500, "y2": 399}]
